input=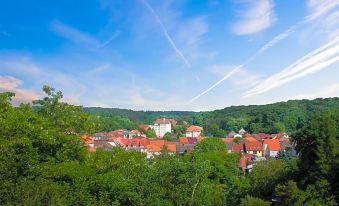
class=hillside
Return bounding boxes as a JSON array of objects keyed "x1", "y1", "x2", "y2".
[{"x1": 85, "y1": 97, "x2": 339, "y2": 135}]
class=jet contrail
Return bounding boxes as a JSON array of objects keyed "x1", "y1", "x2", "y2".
[
  {"x1": 188, "y1": 22, "x2": 302, "y2": 103},
  {"x1": 187, "y1": 65, "x2": 242, "y2": 104},
  {"x1": 140, "y1": 0, "x2": 191, "y2": 67},
  {"x1": 244, "y1": 37, "x2": 339, "y2": 97}
]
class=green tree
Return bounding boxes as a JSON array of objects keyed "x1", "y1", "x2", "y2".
[
  {"x1": 146, "y1": 129, "x2": 157, "y2": 138},
  {"x1": 293, "y1": 112, "x2": 339, "y2": 201},
  {"x1": 240, "y1": 196, "x2": 271, "y2": 206},
  {"x1": 248, "y1": 159, "x2": 289, "y2": 199},
  {"x1": 194, "y1": 138, "x2": 226, "y2": 153}
]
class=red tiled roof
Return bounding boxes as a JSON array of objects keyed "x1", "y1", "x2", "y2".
[
  {"x1": 244, "y1": 141, "x2": 262, "y2": 151},
  {"x1": 138, "y1": 124, "x2": 150, "y2": 131},
  {"x1": 252, "y1": 133, "x2": 270, "y2": 141},
  {"x1": 168, "y1": 119, "x2": 177, "y2": 126},
  {"x1": 179, "y1": 137, "x2": 189, "y2": 144},
  {"x1": 263, "y1": 138, "x2": 281, "y2": 151},
  {"x1": 238, "y1": 154, "x2": 254, "y2": 169},
  {"x1": 165, "y1": 141, "x2": 177, "y2": 152},
  {"x1": 186, "y1": 125, "x2": 203, "y2": 132},
  {"x1": 81, "y1": 135, "x2": 94, "y2": 145},
  {"x1": 232, "y1": 143, "x2": 244, "y2": 152},
  {"x1": 131, "y1": 129, "x2": 141, "y2": 134},
  {"x1": 147, "y1": 139, "x2": 165, "y2": 152},
  {"x1": 147, "y1": 139, "x2": 176, "y2": 152},
  {"x1": 223, "y1": 137, "x2": 233, "y2": 143},
  {"x1": 244, "y1": 136, "x2": 259, "y2": 142},
  {"x1": 154, "y1": 118, "x2": 172, "y2": 124}
]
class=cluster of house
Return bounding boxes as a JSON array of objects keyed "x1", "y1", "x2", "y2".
[
  {"x1": 81, "y1": 118, "x2": 205, "y2": 158},
  {"x1": 81, "y1": 119, "x2": 296, "y2": 171},
  {"x1": 223, "y1": 129, "x2": 296, "y2": 172}
]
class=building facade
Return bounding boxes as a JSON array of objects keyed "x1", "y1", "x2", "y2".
[
  {"x1": 185, "y1": 125, "x2": 203, "y2": 138},
  {"x1": 153, "y1": 118, "x2": 172, "y2": 137}
]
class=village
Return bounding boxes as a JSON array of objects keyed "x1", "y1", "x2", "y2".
[{"x1": 82, "y1": 118, "x2": 296, "y2": 172}]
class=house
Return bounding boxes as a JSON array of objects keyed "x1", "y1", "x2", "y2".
[
  {"x1": 146, "y1": 139, "x2": 176, "y2": 158},
  {"x1": 222, "y1": 137, "x2": 234, "y2": 153},
  {"x1": 238, "y1": 128, "x2": 247, "y2": 135},
  {"x1": 238, "y1": 154, "x2": 254, "y2": 173},
  {"x1": 228, "y1": 130, "x2": 237, "y2": 137},
  {"x1": 263, "y1": 139, "x2": 281, "y2": 157},
  {"x1": 168, "y1": 119, "x2": 177, "y2": 127},
  {"x1": 179, "y1": 137, "x2": 204, "y2": 145},
  {"x1": 153, "y1": 118, "x2": 172, "y2": 137},
  {"x1": 223, "y1": 137, "x2": 234, "y2": 143},
  {"x1": 252, "y1": 133, "x2": 270, "y2": 141},
  {"x1": 244, "y1": 137, "x2": 263, "y2": 157},
  {"x1": 280, "y1": 138, "x2": 297, "y2": 156},
  {"x1": 232, "y1": 142, "x2": 245, "y2": 153},
  {"x1": 128, "y1": 129, "x2": 142, "y2": 139},
  {"x1": 177, "y1": 143, "x2": 195, "y2": 154},
  {"x1": 138, "y1": 124, "x2": 150, "y2": 131},
  {"x1": 93, "y1": 132, "x2": 109, "y2": 140},
  {"x1": 185, "y1": 125, "x2": 203, "y2": 138}
]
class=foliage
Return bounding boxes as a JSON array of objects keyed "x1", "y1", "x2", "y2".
[
  {"x1": 86, "y1": 97, "x2": 339, "y2": 135},
  {"x1": 1, "y1": 88, "x2": 338, "y2": 206},
  {"x1": 145, "y1": 129, "x2": 157, "y2": 138},
  {"x1": 240, "y1": 195, "x2": 271, "y2": 206},
  {"x1": 233, "y1": 136, "x2": 242, "y2": 143},
  {"x1": 194, "y1": 137, "x2": 227, "y2": 153},
  {"x1": 248, "y1": 159, "x2": 291, "y2": 199}
]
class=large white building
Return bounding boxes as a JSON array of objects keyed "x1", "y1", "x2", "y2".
[
  {"x1": 153, "y1": 118, "x2": 172, "y2": 137},
  {"x1": 185, "y1": 125, "x2": 203, "y2": 138}
]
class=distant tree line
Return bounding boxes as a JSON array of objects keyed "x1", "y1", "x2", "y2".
[{"x1": 85, "y1": 98, "x2": 339, "y2": 136}]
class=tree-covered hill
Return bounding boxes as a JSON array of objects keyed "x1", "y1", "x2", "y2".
[
  {"x1": 85, "y1": 98, "x2": 339, "y2": 135},
  {"x1": 84, "y1": 107, "x2": 196, "y2": 124}
]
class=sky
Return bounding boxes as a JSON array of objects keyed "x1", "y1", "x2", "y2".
[{"x1": 0, "y1": 0, "x2": 339, "y2": 111}]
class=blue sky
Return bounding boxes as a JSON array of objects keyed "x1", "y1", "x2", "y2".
[{"x1": 0, "y1": 0, "x2": 338, "y2": 111}]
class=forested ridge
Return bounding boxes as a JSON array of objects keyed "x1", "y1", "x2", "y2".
[
  {"x1": 85, "y1": 98, "x2": 339, "y2": 135},
  {"x1": 1, "y1": 87, "x2": 338, "y2": 205}
]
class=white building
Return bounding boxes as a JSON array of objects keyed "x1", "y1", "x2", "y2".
[
  {"x1": 153, "y1": 118, "x2": 172, "y2": 137},
  {"x1": 185, "y1": 125, "x2": 203, "y2": 137}
]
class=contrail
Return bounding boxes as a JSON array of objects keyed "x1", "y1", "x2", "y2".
[
  {"x1": 187, "y1": 65, "x2": 242, "y2": 104},
  {"x1": 244, "y1": 37, "x2": 339, "y2": 97},
  {"x1": 188, "y1": 22, "x2": 302, "y2": 103},
  {"x1": 188, "y1": 0, "x2": 339, "y2": 103},
  {"x1": 140, "y1": 0, "x2": 191, "y2": 67},
  {"x1": 100, "y1": 31, "x2": 121, "y2": 48}
]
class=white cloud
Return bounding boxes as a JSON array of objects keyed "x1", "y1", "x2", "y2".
[
  {"x1": 0, "y1": 76, "x2": 41, "y2": 105},
  {"x1": 0, "y1": 54, "x2": 86, "y2": 105},
  {"x1": 244, "y1": 37, "x2": 339, "y2": 97},
  {"x1": 232, "y1": 0, "x2": 276, "y2": 35},
  {"x1": 210, "y1": 64, "x2": 262, "y2": 88},
  {"x1": 306, "y1": 0, "x2": 339, "y2": 21},
  {"x1": 52, "y1": 21, "x2": 100, "y2": 47}
]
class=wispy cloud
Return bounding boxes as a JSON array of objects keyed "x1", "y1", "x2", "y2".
[
  {"x1": 139, "y1": 0, "x2": 191, "y2": 67},
  {"x1": 0, "y1": 75, "x2": 41, "y2": 105},
  {"x1": 306, "y1": 0, "x2": 339, "y2": 21},
  {"x1": 0, "y1": 54, "x2": 86, "y2": 105},
  {"x1": 188, "y1": 0, "x2": 339, "y2": 104},
  {"x1": 52, "y1": 21, "x2": 100, "y2": 47},
  {"x1": 244, "y1": 37, "x2": 339, "y2": 97},
  {"x1": 232, "y1": 0, "x2": 276, "y2": 35}
]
